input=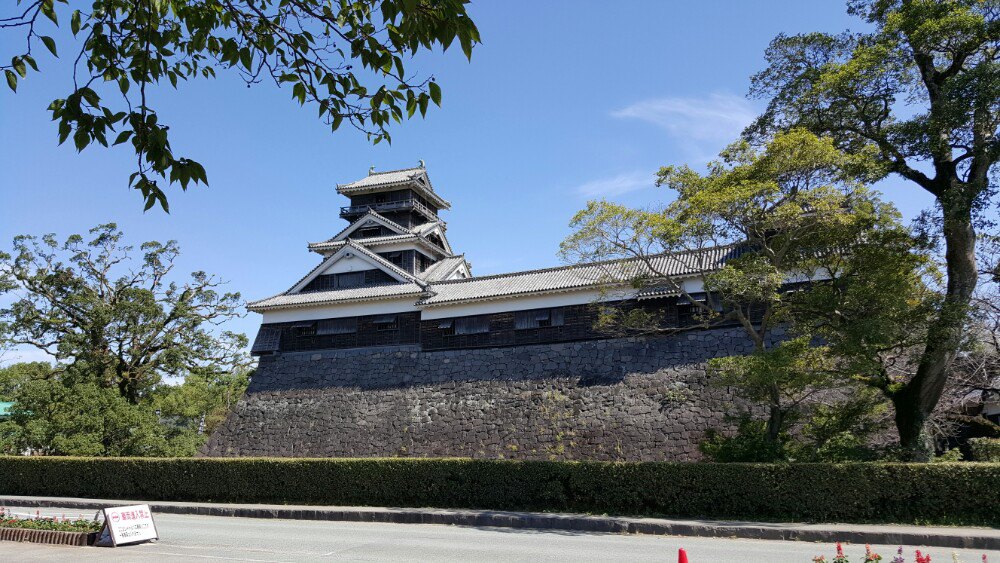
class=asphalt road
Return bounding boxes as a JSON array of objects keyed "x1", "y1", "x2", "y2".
[{"x1": 2, "y1": 508, "x2": 996, "y2": 562}]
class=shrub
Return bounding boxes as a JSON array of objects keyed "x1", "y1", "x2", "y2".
[
  {"x1": 699, "y1": 419, "x2": 787, "y2": 462},
  {"x1": 969, "y1": 438, "x2": 1000, "y2": 462},
  {"x1": 0, "y1": 457, "x2": 997, "y2": 525}
]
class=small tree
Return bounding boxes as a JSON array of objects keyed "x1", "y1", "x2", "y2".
[
  {"x1": 0, "y1": 0, "x2": 480, "y2": 211},
  {"x1": 561, "y1": 129, "x2": 915, "y2": 447}
]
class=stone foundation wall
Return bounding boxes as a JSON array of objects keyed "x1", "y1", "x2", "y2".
[{"x1": 203, "y1": 328, "x2": 759, "y2": 461}]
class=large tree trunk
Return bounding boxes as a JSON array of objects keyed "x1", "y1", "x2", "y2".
[{"x1": 893, "y1": 192, "x2": 978, "y2": 459}]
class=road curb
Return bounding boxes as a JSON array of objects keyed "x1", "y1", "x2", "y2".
[{"x1": 1, "y1": 496, "x2": 997, "y2": 551}]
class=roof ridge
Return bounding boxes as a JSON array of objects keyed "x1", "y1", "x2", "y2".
[
  {"x1": 311, "y1": 233, "x2": 417, "y2": 248},
  {"x1": 325, "y1": 209, "x2": 411, "y2": 242},
  {"x1": 427, "y1": 243, "x2": 746, "y2": 286},
  {"x1": 336, "y1": 168, "x2": 425, "y2": 189},
  {"x1": 367, "y1": 166, "x2": 423, "y2": 176}
]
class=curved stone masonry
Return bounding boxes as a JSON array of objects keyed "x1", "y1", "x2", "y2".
[{"x1": 204, "y1": 327, "x2": 765, "y2": 461}]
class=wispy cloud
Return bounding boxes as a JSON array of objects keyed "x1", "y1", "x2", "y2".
[
  {"x1": 573, "y1": 170, "x2": 654, "y2": 198},
  {"x1": 612, "y1": 93, "x2": 757, "y2": 151}
]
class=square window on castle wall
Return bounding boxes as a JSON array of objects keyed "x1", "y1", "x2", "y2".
[{"x1": 373, "y1": 315, "x2": 398, "y2": 331}]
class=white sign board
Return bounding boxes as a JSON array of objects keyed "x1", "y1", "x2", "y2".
[{"x1": 100, "y1": 504, "x2": 158, "y2": 546}]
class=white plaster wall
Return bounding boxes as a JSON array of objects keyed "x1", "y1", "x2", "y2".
[
  {"x1": 320, "y1": 255, "x2": 376, "y2": 275},
  {"x1": 260, "y1": 298, "x2": 421, "y2": 323},
  {"x1": 419, "y1": 288, "x2": 634, "y2": 320}
]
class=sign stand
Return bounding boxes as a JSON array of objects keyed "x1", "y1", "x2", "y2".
[{"x1": 94, "y1": 504, "x2": 159, "y2": 547}]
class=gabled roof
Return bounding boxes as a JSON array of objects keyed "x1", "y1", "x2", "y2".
[
  {"x1": 409, "y1": 220, "x2": 453, "y2": 254},
  {"x1": 419, "y1": 255, "x2": 471, "y2": 282},
  {"x1": 249, "y1": 241, "x2": 427, "y2": 312},
  {"x1": 249, "y1": 244, "x2": 744, "y2": 313},
  {"x1": 323, "y1": 210, "x2": 411, "y2": 244},
  {"x1": 285, "y1": 239, "x2": 422, "y2": 293},
  {"x1": 416, "y1": 245, "x2": 745, "y2": 307},
  {"x1": 336, "y1": 166, "x2": 451, "y2": 210},
  {"x1": 308, "y1": 233, "x2": 450, "y2": 257}
]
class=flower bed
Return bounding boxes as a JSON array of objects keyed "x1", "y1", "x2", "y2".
[
  {"x1": 0, "y1": 508, "x2": 101, "y2": 546},
  {"x1": 0, "y1": 508, "x2": 101, "y2": 532}
]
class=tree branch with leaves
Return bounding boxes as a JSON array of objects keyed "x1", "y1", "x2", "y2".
[
  {"x1": 748, "y1": 0, "x2": 1000, "y2": 457},
  {"x1": 1, "y1": 0, "x2": 480, "y2": 211},
  {"x1": 0, "y1": 223, "x2": 247, "y2": 404}
]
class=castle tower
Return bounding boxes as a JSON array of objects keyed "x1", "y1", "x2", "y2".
[{"x1": 307, "y1": 164, "x2": 457, "y2": 277}]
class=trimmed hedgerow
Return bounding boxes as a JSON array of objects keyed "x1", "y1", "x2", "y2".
[
  {"x1": 0, "y1": 457, "x2": 997, "y2": 525},
  {"x1": 969, "y1": 438, "x2": 1000, "y2": 462}
]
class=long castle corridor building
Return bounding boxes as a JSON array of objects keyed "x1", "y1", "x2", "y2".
[{"x1": 204, "y1": 165, "x2": 751, "y2": 460}]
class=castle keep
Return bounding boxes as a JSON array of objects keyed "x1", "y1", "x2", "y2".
[{"x1": 204, "y1": 165, "x2": 750, "y2": 460}]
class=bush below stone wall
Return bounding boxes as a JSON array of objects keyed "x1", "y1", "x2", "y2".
[{"x1": 1, "y1": 457, "x2": 998, "y2": 525}]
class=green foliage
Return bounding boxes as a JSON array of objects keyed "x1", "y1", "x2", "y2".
[
  {"x1": 0, "y1": 457, "x2": 997, "y2": 525},
  {"x1": 700, "y1": 389, "x2": 889, "y2": 463},
  {"x1": 0, "y1": 0, "x2": 479, "y2": 211},
  {"x1": 0, "y1": 361, "x2": 248, "y2": 456},
  {"x1": 789, "y1": 389, "x2": 889, "y2": 462},
  {"x1": 0, "y1": 362, "x2": 50, "y2": 401},
  {"x1": 699, "y1": 419, "x2": 788, "y2": 462},
  {"x1": 5, "y1": 373, "x2": 169, "y2": 456},
  {"x1": 969, "y1": 437, "x2": 1000, "y2": 461},
  {"x1": 710, "y1": 337, "x2": 836, "y2": 412},
  {"x1": 565, "y1": 129, "x2": 925, "y2": 453},
  {"x1": 0, "y1": 224, "x2": 247, "y2": 405},
  {"x1": 933, "y1": 448, "x2": 964, "y2": 462},
  {"x1": 749, "y1": 0, "x2": 1000, "y2": 456},
  {"x1": 0, "y1": 224, "x2": 253, "y2": 456}
]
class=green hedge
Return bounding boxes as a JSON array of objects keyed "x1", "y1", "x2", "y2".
[
  {"x1": 0, "y1": 457, "x2": 998, "y2": 525},
  {"x1": 969, "y1": 438, "x2": 1000, "y2": 462}
]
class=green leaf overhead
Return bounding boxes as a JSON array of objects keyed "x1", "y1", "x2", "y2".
[{"x1": 0, "y1": 0, "x2": 481, "y2": 212}]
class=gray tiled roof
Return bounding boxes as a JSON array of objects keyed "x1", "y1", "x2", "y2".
[
  {"x1": 309, "y1": 233, "x2": 419, "y2": 252},
  {"x1": 410, "y1": 221, "x2": 444, "y2": 237},
  {"x1": 337, "y1": 167, "x2": 425, "y2": 190},
  {"x1": 417, "y1": 245, "x2": 745, "y2": 306},
  {"x1": 419, "y1": 255, "x2": 469, "y2": 282},
  {"x1": 308, "y1": 233, "x2": 449, "y2": 257},
  {"x1": 249, "y1": 244, "x2": 744, "y2": 312},
  {"x1": 248, "y1": 283, "x2": 425, "y2": 311},
  {"x1": 336, "y1": 166, "x2": 450, "y2": 209}
]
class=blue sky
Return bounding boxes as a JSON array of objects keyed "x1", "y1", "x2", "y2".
[{"x1": 0, "y1": 1, "x2": 937, "y2": 362}]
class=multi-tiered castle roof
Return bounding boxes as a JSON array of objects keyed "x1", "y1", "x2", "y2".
[{"x1": 248, "y1": 164, "x2": 742, "y2": 355}]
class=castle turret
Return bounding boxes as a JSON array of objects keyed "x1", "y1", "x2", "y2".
[{"x1": 336, "y1": 163, "x2": 450, "y2": 229}]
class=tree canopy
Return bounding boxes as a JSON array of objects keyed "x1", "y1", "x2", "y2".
[
  {"x1": 0, "y1": 224, "x2": 252, "y2": 455},
  {"x1": 562, "y1": 130, "x2": 930, "y2": 452},
  {"x1": 0, "y1": 0, "x2": 480, "y2": 211},
  {"x1": 748, "y1": 0, "x2": 1000, "y2": 456}
]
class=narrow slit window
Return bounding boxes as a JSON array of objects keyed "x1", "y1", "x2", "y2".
[
  {"x1": 515, "y1": 308, "x2": 565, "y2": 330},
  {"x1": 317, "y1": 318, "x2": 357, "y2": 335},
  {"x1": 373, "y1": 314, "x2": 398, "y2": 331},
  {"x1": 454, "y1": 316, "x2": 489, "y2": 335}
]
